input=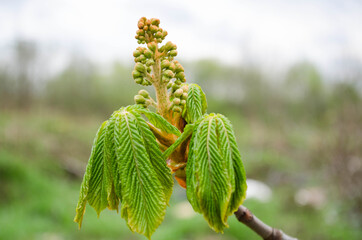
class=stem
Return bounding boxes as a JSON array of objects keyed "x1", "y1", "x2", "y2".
[
  {"x1": 147, "y1": 122, "x2": 174, "y2": 146},
  {"x1": 153, "y1": 48, "x2": 171, "y2": 122},
  {"x1": 234, "y1": 205, "x2": 298, "y2": 240}
]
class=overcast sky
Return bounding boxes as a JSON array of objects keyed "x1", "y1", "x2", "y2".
[{"x1": 1, "y1": 0, "x2": 362, "y2": 76}]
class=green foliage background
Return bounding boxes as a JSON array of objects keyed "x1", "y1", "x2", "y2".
[{"x1": 0, "y1": 42, "x2": 361, "y2": 239}]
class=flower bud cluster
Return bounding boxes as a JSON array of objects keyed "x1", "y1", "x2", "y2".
[
  {"x1": 159, "y1": 41, "x2": 178, "y2": 61},
  {"x1": 134, "y1": 89, "x2": 152, "y2": 108},
  {"x1": 171, "y1": 85, "x2": 188, "y2": 113},
  {"x1": 132, "y1": 47, "x2": 155, "y2": 86},
  {"x1": 161, "y1": 58, "x2": 184, "y2": 82},
  {"x1": 135, "y1": 17, "x2": 167, "y2": 44}
]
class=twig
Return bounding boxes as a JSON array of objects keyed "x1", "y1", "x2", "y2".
[{"x1": 234, "y1": 205, "x2": 298, "y2": 240}]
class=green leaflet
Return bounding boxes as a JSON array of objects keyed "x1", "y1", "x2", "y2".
[
  {"x1": 136, "y1": 107, "x2": 181, "y2": 136},
  {"x1": 74, "y1": 120, "x2": 109, "y2": 227},
  {"x1": 185, "y1": 126, "x2": 200, "y2": 212},
  {"x1": 185, "y1": 113, "x2": 247, "y2": 233},
  {"x1": 115, "y1": 110, "x2": 168, "y2": 239},
  {"x1": 217, "y1": 115, "x2": 247, "y2": 216},
  {"x1": 183, "y1": 84, "x2": 208, "y2": 123},
  {"x1": 74, "y1": 106, "x2": 174, "y2": 239},
  {"x1": 131, "y1": 110, "x2": 174, "y2": 203},
  {"x1": 104, "y1": 112, "x2": 121, "y2": 209},
  {"x1": 162, "y1": 124, "x2": 194, "y2": 159}
]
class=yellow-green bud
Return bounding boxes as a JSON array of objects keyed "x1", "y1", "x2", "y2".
[
  {"x1": 163, "y1": 69, "x2": 174, "y2": 78},
  {"x1": 162, "y1": 31, "x2": 168, "y2": 38},
  {"x1": 173, "y1": 98, "x2": 181, "y2": 105},
  {"x1": 138, "y1": 21, "x2": 145, "y2": 29},
  {"x1": 175, "y1": 79, "x2": 182, "y2": 85},
  {"x1": 150, "y1": 25, "x2": 158, "y2": 33},
  {"x1": 136, "y1": 29, "x2": 144, "y2": 36},
  {"x1": 167, "y1": 82, "x2": 173, "y2": 89},
  {"x1": 174, "y1": 89, "x2": 183, "y2": 97},
  {"x1": 175, "y1": 63, "x2": 184, "y2": 73},
  {"x1": 164, "y1": 41, "x2": 174, "y2": 51},
  {"x1": 155, "y1": 31, "x2": 163, "y2": 38},
  {"x1": 161, "y1": 60, "x2": 170, "y2": 69},
  {"x1": 144, "y1": 50, "x2": 153, "y2": 58},
  {"x1": 176, "y1": 72, "x2": 185, "y2": 80},
  {"x1": 181, "y1": 100, "x2": 186, "y2": 105},
  {"x1": 135, "y1": 77, "x2": 143, "y2": 84},
  {"x1": 151, "y1": 18, "x2": 160, "y2": 26},
  {"x1": 162, "y1": 76, "x2": 171, "y2": 83},
  {"x1": 146, "y1": 59, "x2": 155, "y2": 66},
  {"x1": 169, "y1": 50, "x2": 177, "y2": 57},
  {"x1": 181, "y1": 92, "x2": 188, "y2": 100},
  {"x1": 168, "y1": 62, "x2": 176, "y2": 71},
  {"x1": 135, "y1": 63, "x2": 145, "y2": 72},
  {"x1": 134, "y1": 95, "x2": 146, "y2": 104},
  {"x1": 173, "y1": 106, "x2": 182, "y2": 113},
  {"x1": 138, "y1": 89, "x2": 149, "y2": 98},
  {"x1": 142, "y1": 79, "x2": 150, "y2": 85},
  {"x1": 132, "y1": 70, "x2": 142, "y2": 78},
  {"x1": 138, "y1": 55, "x2": 146, "y2": 62},
  {"x1": 133, "y1": 50, "x2": 141, "y2": 57},
  {"x1": 172, "y1": 83, "x2": 179, "y2": 91},
  {"x1": 147, "y1": 42, "x2": 157, "y2": 52}
]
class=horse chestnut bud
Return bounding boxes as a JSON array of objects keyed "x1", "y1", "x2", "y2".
[
  {"x1": 161, "y1": 60, "x2": 170, "y2": 69},
  {"x1": 163, "y1": 70, "x2": 174, "y2": 78},
  {"x1": 132, "y1": 70, "x2": 142, "y2": 78},
  {"x1": 173, "y1": 106, "x2": 182, "y2": 113},
  {"x1": 174, "y1": 89, "x2": 183, "y2": 98},
  {"x1": 138, "y1": 90, "x2": 149, "y2": 98},
  {"x1": 169, "y1": 50, "x2": 177, "y2": 57},
  {"x1": 173, "y1": 98, "x2": 181, "y2": 105},
  {"x1": 134, "y1": 95, "x2": 146, "y2": 104},
  {"x1": 147, "y1": 42, "x2": 157, "y2": 52}
]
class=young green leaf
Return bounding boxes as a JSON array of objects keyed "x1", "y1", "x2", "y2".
[
  {"x1": 183, "y1": 84, "x2": 207, "y2": 123},
  {"x1": 186, "y1": 113, "x2": 247, "y2": 233},
  {"x1": 104, "y1": 112, "x2": 122, "y2": 207},
  {"x1": 114, "y1": 109, "x2": 168, "y2": 239},
  {"x1": 185, "y1": 127, "x2": 200, "y2": 212},
  {"x1": 135, "y1": 107, "x2": 181, "y2": 136},
  {"x1": 162, "y1": 124, "x2": 194, "y2": 159},
  {"x1": 74, "y1": 120, "x2": 109, "y2": 228},
  {"x1": 217, "y1": 114, "x2": 247, "y2": 216},
  {"x1": 132, "y1": 110, "x2": 174, "y2": 203}
]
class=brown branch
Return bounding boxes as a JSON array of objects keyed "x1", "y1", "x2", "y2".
[{"x1": 234, "y1": 205, "x2": 298, "y2": 240}]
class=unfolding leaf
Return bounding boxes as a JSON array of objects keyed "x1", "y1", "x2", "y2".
[
  {"x1": 186, "y1": 113, "x2": 247, "y2": 233},
  {"x1": 104, "y1": 112, "x2": 121, "y2": 207},
  {"x1": 136, "y1": 107, "x2": 181, "y2": 136},
  {"x1": 217, "y1": 115, "x2": 247, "y2": 216},
  {"x1": 183, "y1": 84, "x2": 207, "y2": 123},
  {"x1": 75, "y1": 106, "x2": 174, "y2": 239},
  {"x1": 162, "y1": 124, "x2": 194, "y2": 160},
  {"x1": 74, "y1": 120, "x2": 109, "y2": 227},
  {"x1": 131, "y1": 110, "x2": 174, "y2": 203},
  {"x1": 114, "y1": 109, "x2": 168, "y2": 239}
]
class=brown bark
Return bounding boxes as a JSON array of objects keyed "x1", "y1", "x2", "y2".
[{"x1": 234, "y1": 205, "x2": 298, "y2": 240}]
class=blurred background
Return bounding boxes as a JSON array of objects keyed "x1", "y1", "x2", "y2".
[{"x1": 0, "y1": 0, "x2": 361, "y2": 239}]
